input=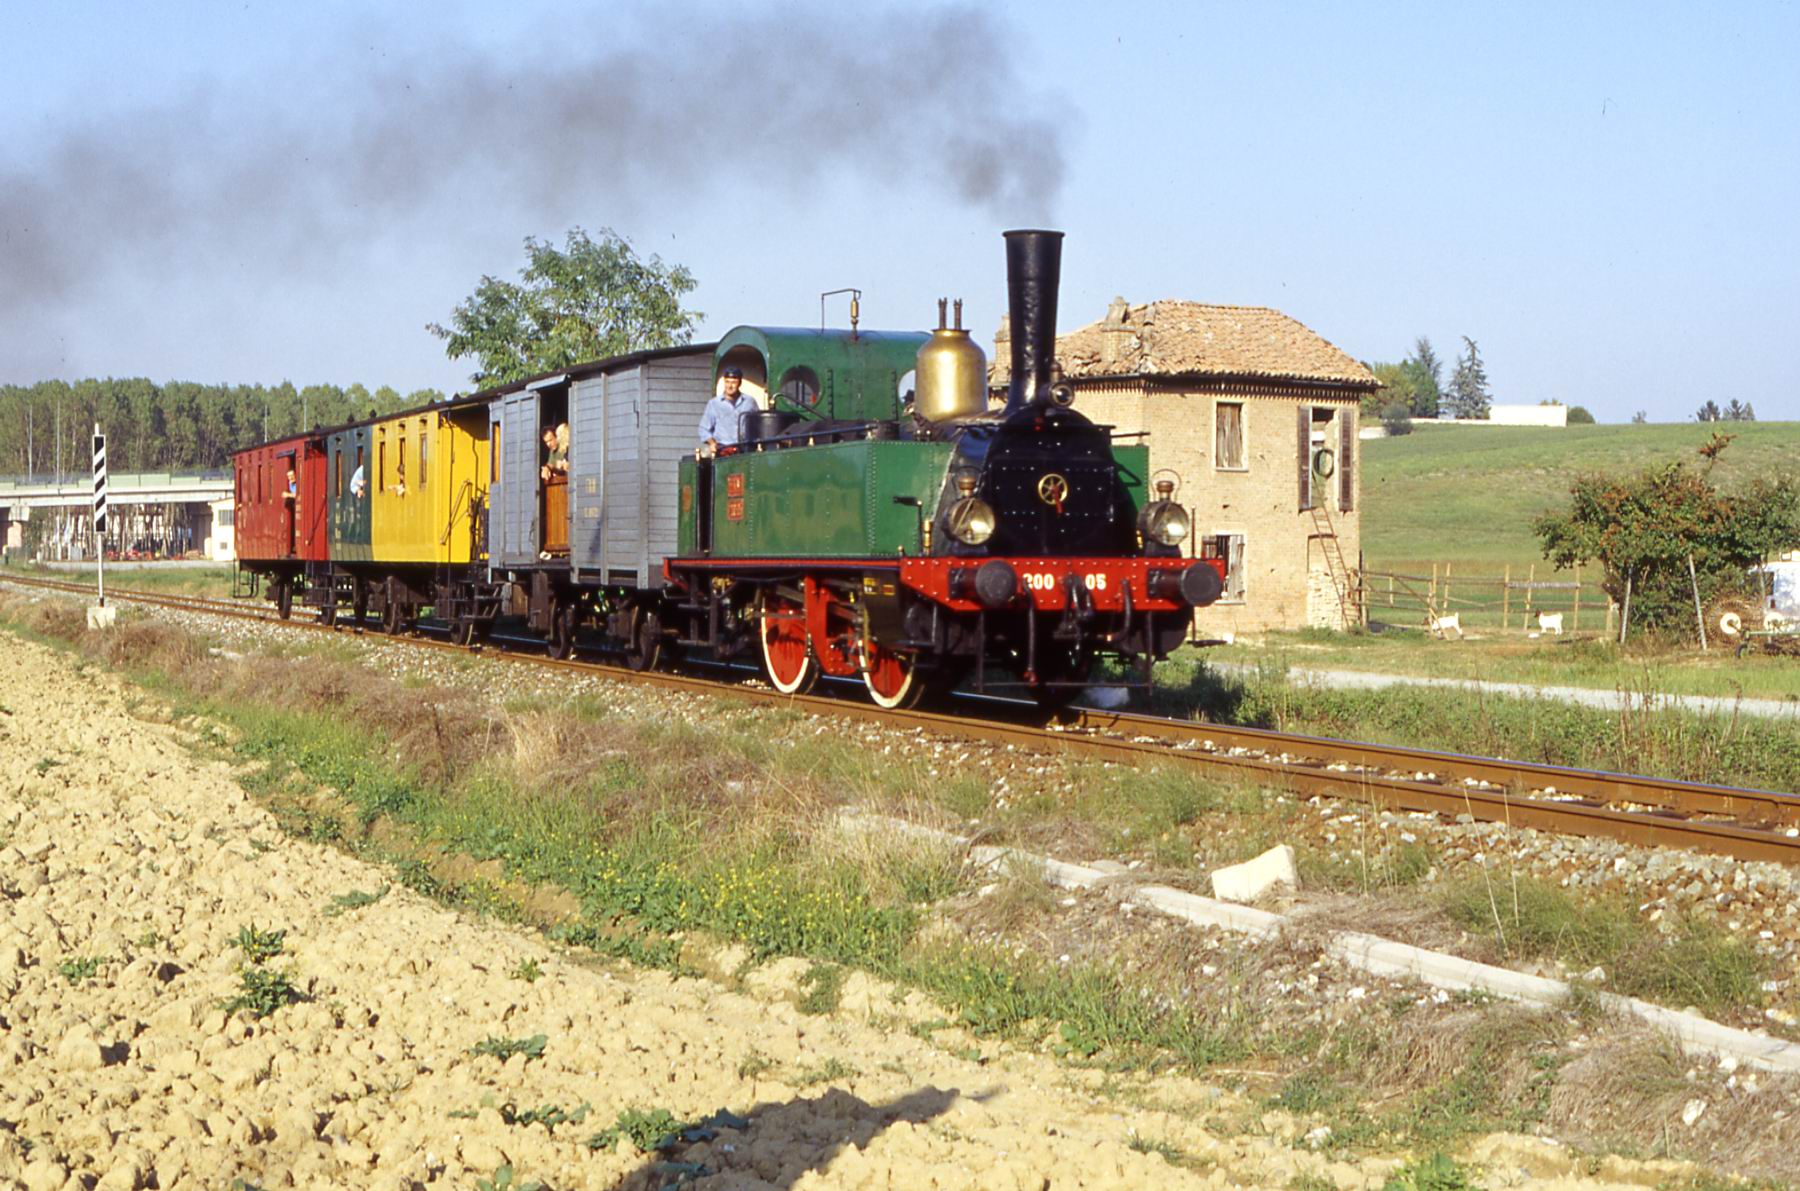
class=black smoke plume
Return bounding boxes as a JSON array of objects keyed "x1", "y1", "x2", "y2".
[{"x1": 0, "y1": 5, "x2": 1068, "y2": 319}]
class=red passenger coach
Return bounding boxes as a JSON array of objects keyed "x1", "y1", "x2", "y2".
[{"x1": 233, "y1": 435, "x2": 329, "y2": 616}]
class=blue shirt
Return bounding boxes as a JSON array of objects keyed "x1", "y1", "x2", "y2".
[{"x1": 698, "y1": 392, "x2": 753, "y2": 447}]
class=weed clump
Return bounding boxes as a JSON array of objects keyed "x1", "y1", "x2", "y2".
[
  {"x1": 469, "y1": 1034, "x2": 547, "y2": 1063},
  {"x1": 232, "y1": 924, "x2": 286, "y2": 964},
  {"x1": 1383, "y1": 1152, "x2": 1484, "y2": 1191},
  {"x1": 221, "y1": 965, "x2": 301, "y2": 1019}
]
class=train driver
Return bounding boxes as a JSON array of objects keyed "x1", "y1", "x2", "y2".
[{"x1": 697, "y1": 365, "x2": 752, "y2": 456}]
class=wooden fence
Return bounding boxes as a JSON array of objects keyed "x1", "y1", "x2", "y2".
[{"x1": 1356, "y1": 563, "x2": 1616, "y2": 636}]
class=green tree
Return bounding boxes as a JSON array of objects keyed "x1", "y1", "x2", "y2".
[
  {"x1": 1444, "y1": 336, "x2": 1491, "y2": 419},
  {"x1": 1379, "y1": 401, "x2": 1414, "y2": 436},
  {"x1": 1695, "y1": 400, "x2": 1723, "y2": 422},
  {"x1": 1407, "y1": 336, "x2": 1442, "y2": 416},
  {"x1": 428, "y1": 227, "x2": 702, "y2": 386},
  {"x1": 1631, "y1": 410, "x2": 1648, "y2": 425},
  {"x1": 1566, "y1": 405, "x2": 1595, "y2": 424},
  {"x1": 1368, "y1": 362, "x2": 1419, "y2": 417},
  {"x1": 1534, "y1": 444, "x2": 1800, "y2": 636}
]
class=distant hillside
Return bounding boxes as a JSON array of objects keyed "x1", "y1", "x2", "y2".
[{"x1": 1360, "y1": 422, "x2": 1800, "y2": 572}]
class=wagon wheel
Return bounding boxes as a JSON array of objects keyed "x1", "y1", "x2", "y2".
[
  {"x1": 450, "y1": 618, "x2": 484, "y2": 647},
  {"x1": 318, "y1": 601, "x2": 338, "y2": 628},
  {"x1": 623, "y1": 606, "x2": 662, "y2": 672},
  {"x1": 757, "y1": 589, "x2": 817, "y2": 695},
  {"x1": 858, "y1": 634, "x2": 926, "y2": 710},
  {"x1": 380, "y1": 594, "x2": 407, "y2": 636},
  {"x1": 1703, "y1": 596, "x2": 1760, "y2": 643},
  {"x1": 351, "y1": 581, "x2": 369, "y2": 628},
  {"x1": 275, "y1": 579, "x2": 294, "y2": 620},
  {"x1": 546, "y1": 599, "x2": 578, "y2": 661}
]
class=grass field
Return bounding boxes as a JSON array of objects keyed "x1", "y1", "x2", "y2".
[
  {"x1": 1360, "y1": 420, "x2": 1800, "y2": 574},
  {"x1": 1196, "y1": 630, "x2": 1800, "y2": 703}
]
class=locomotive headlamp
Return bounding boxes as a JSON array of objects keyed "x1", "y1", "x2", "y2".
[
  {"x1": 947, "y1": 496, "x2": 997, "y2": 546},
  {"x1": 1139, "y1": 500, "x2": 1190, "y2": 547}
]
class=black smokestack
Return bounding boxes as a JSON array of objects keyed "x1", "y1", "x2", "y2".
[{"x1": 1003, "y1": 229, "x2": 1065, "y2": 417}]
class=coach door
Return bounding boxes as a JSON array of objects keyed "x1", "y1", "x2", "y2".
[{"x1": 493, "y1": 390, "x2": 538, "y2": 567}]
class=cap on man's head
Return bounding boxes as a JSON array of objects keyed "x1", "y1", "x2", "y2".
[{"x1": 721, "y1": 365, "x2": 743, "y2": 379}]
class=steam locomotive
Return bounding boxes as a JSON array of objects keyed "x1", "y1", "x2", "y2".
[{"x1": 232, "y1": 230, "x2": 1226, "y2": 707}]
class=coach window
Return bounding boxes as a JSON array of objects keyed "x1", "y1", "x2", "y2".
[
  {"x1": 1215, "y1": 401, "x2": 1246, "y2": 471},
  {"x1": 378, "y1": 440, "x2": 386, "y2": 494},
  {"x1": 396, "y1": 434, "x2": 407, "y2": 495},
  {"x1": 491, "y1": 420, "x2": 501, "y2": 478},
  {"x1": 418, "y1": 430, "x2": 428, "y2": 491},
  {"x1": 1218, "y1": 533, "x2": 1247, "y2": 603},
  {"x1": 335, "y1": 450, "x2": 343, "y2": 498}
]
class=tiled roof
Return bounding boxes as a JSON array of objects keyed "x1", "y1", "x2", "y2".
[{"x1": 991, "y1": 299, "x2": 1377, "y2": 388}]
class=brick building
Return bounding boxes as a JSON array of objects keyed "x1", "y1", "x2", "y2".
[{"x1": 994, "y1": 298, "x2": 1378, "y2": 633}]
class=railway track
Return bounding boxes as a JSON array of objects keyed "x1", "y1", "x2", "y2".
[{"x1": 8, "y1": 571, "x2": 1799, "y2": 865}]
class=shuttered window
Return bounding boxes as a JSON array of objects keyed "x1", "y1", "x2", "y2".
[
  {"x1": 1221, "y1": 534, "x2": 1247, "y2": 602},
  {"x1": 1215, "y1": 401, "x2": 1245, "y2": 470}
]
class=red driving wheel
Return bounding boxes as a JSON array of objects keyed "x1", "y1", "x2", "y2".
[{"x1": 758, "y1": 590, "x2": 817, "y2": 695}]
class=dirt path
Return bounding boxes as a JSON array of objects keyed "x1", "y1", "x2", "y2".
[{"x1": 0, "y1": 632, "x2": 1688, "y2": 1190}]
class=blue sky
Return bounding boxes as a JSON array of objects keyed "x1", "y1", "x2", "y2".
[{"x1": 3, "y1": 1, "x2": 1796, "y2": 422}]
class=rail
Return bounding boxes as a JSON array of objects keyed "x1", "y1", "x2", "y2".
[{"x1": 5, "y1": 570, "x2": 1797, "y2": 866}]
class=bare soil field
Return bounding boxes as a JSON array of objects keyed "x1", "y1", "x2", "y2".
[{"x1": 0, "y1": 627, "x2": 1755, "y2": 1190}]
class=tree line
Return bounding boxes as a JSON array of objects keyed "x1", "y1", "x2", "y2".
[
  {"x1": 0, "y1": 380, "x2": 441, "y2": 477},
  {"x1": 1365, "y1": 336, "x2": 1503, "y2": 431}
]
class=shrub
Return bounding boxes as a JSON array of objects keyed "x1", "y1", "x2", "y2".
[{"x1": 1381, "y1": 402, "x2": 1415, "y2": 436}]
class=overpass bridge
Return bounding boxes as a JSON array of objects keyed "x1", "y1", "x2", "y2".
[{"x1": 0, "y1": 472, "x2": 234, "y2": 561}]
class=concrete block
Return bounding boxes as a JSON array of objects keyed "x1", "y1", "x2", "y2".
[
  {"x1": 86, "y1": 605, "x2": 117, "y2": 629},
  {"x1": 1209, "y1": 844, "x2": 1297, "y2": 903}
]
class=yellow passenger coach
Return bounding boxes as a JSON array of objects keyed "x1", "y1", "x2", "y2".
[{"x1": 369, "y1": 401, "x2": 491, "y2": 565}]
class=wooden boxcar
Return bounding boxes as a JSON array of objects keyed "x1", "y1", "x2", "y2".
[{"x1": 232, "y1": 434, "x2": 329, "y2": 616}]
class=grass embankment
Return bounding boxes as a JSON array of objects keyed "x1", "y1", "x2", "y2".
[
  {"x1": 3, "y1": 559, "x2": 237, "y2": 599},
  {"x1": 1200, "y1": 631, "x2": 1800, "y2": 704},
  {"x1": 1361, "y1": 421, "x2": 1800, "y2": 574},
  {"x1": 1151, "y1": 648, "x2": 1800, "y2": 794},
  {"x1": 1, "y1": 597, "x2": 1789, "y2": 1178}
]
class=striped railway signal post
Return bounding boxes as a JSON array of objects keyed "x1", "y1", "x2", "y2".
[{"x1": 92, "y1": 424, "x2": 107, "y2": 607}]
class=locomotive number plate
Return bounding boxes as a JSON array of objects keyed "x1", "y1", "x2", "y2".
[
  {"x1": 726, "y1": 473, "x2": 746, "y2": 497},
  {"x1": 726, "y1": 497, "x2": 745, "y2": 522},
  {"x1": 1022, "y1": 571, "x2": 1109, "y2": 592}
]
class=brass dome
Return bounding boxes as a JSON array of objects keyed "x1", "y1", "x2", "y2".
[{"x1": 915, "y1": 298, "x2": 988, "y2": 422}]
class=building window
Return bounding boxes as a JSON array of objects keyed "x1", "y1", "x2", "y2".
[
  {"x1": 1215, "y1": 402, "x2": 1245, "y2": 470},
  {"x1": 1219, "y1": 533, "x2": 1247, "y2": 602}
]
